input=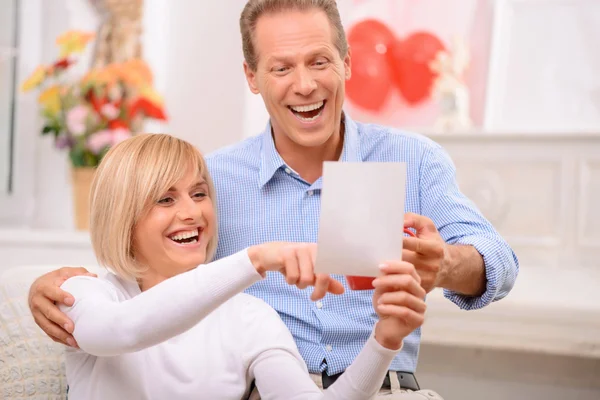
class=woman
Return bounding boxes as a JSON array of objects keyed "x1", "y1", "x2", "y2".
[{"x1": 59, "y1": 133, "x2": 427, "y2": 400}]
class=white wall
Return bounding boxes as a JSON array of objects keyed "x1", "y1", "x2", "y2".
[{"x1": 163, "y1": 0, "x2": 249, "y2": 153}]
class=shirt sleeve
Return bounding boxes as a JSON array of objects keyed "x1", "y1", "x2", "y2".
[
  {"x1": 58, "y1": 249, "x2": 262, "y2": 356},
  {"x1": 419, "y1": 143, "x2": 520, "y2": 310},
  {"x1": 243, "y1": 296, "x2": 400, "y2": 400}
]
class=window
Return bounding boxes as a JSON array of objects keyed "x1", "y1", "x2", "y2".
[
  {"x1": 0, "y1": 0, "x2": 40, "y2": 226},
  {"x1": 0, "y1": 0, "x2": 19, "y2": 194}
]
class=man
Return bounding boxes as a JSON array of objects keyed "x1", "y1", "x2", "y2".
[{"x1": 28, "y1": 1, "x2": 518, "y2": 398}]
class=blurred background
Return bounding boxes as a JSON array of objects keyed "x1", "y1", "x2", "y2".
[{"x1": 0, "y1": 1, "x2": 599, "y2": 399}]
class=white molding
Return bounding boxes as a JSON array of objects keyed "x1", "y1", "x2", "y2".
[
  {"x1": 421, "y1": 130, "x2": 600, "y2": 141},
  {"x1": 577, "y1": 159, "x2": 600, "y2": 248},
  {"x1": 0, "y1": 0, "x2": 42, "y2": 226},
  {"x1": 0, "y1": 228, "x2": 91, "y2": 247}
]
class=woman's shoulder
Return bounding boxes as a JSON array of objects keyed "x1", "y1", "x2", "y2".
[{"x1": 59, "y1": 271, "x2": 136, "y2": 301}]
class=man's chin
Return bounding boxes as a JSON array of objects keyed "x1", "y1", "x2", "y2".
[{"x1": 290, "y1": 132, "x2": 331, "y2": 148}]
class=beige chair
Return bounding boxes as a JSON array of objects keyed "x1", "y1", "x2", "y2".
[{"x1": 0, "y1": 265, "x2": 100, "y2": 399}]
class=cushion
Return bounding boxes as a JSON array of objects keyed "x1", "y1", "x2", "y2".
[{"x1": 0, "y1": 266, "x2": 71, "y2": 399}]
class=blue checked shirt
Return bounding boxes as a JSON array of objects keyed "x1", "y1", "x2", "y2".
[{"x1": 205, "y1": 114, "x2": 519, "y2": 375}]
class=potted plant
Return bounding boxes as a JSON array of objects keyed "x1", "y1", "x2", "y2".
[{"x1": 21, "y1": 30, "x2": 167, "y2": 230}]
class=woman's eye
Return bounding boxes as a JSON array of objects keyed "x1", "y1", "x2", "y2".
[
  {"x1": 193, "y1": 192, "x2": 207, "y2": 199},
  {"x1": 158, "y1": 197, "x2": 173, "y2": 204}
]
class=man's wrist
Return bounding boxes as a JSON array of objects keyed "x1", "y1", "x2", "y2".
[
  {"x1": 437, "y1": 243, "x2": 486, "y2": 295},
  {"x1": 436, "y1": 243, "x2": 454, "y2": 289}
]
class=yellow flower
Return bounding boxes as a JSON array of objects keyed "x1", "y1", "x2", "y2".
[
  {"x1": 56, "y1": 30, "x2": 95, "y2": 57},
  {"x1": 21, "y1": 65, "x2": 46, "y2": 92},
  {"x1": 139, "y1": 86, "x2": 164, "y2": 106},
  {"x1": 38, "y1": 85, "x2": 62, "y2": 114}
]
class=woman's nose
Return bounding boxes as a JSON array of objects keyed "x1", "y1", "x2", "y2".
[{"x1": 176, "y1": 197, "x2": 202, "y2": 221}]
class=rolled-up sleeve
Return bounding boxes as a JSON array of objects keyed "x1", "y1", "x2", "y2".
[{"x1": 419, "y1": 144, "x2": 519, "y2": 310}]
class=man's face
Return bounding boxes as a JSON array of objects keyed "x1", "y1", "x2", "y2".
[{"x1": 244, "y1": 9, "x2": 351, "y2": 151}]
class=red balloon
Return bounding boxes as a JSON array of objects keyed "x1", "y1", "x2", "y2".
[
  {"x1": 345, "y1": 19, "x2": 396, "y2": 111},
  {"x1": 388, "y1": 31, "x2": 445, "y2": 105},
  {"x1": 345, "y1": 41, "x2": 392, "y2": 112},
  {"x1": 347, "y1": 19, "x2": 396, "y2": 51}
]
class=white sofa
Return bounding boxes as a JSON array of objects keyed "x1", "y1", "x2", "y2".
[{"x1": 0, "y1": 266, "x2": 99, "y2": 399}]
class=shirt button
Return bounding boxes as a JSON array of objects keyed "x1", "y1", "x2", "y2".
[
  {"x1": 325, "y1": 345, "x2": 333, "y2": 352},
  {"x1": 284, "y1": 168, "x2": 291, "y2": 174},
  {"x1": 307, "y1": 190, "x2": 314, "y2": 196},
  {"x1": 316, "y1": 301, "x2": 323, "y2": 309}
]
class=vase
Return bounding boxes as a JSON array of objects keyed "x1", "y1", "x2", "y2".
[{"x1": 71, "y1": 167, "x2": 96, "y2": 231}]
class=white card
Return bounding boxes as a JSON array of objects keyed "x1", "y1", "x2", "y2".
[{"x1": 314, "y1": 162, "x2": 406, "y2": 277}]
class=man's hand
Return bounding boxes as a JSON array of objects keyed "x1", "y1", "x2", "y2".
[
  {"x1": 247, "y1": 242, "x2": 345, "y2": 301},
  {"x1": 371, "y1": 261, "x2": 427, "y2": 350},
  {"x1": 28, "y1": 267, "x2": 97, "y2": 347},
  {"x1": 402, "y1": 213, "x2": 448, "y2": 292}
]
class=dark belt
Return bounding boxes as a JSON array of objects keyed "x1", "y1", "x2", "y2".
[{"x1": 322, "y1": 370, "x2": 420, "y2": 391}]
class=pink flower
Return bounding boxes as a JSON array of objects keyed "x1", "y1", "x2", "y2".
[
  {"x1": 87, "y1": 128, "x2": 132, "y2": 154},
  {"x1": 66, "y1": 105, "x2": 89, "y2": 136},
  {"x1": 87, "y1": 130, "x2": 112, "y2": 154},
  {"x1": 111, "y1": 127, "x2": 131, "y2": 145},
  {"x1": 100, "y1": 103, "x2": 120, "y2": 120}
]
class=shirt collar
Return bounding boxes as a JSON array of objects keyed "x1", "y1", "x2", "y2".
[
  {"x1": 338, "y1": 113, "x2": 361, "y2": 163},
  {"x1": 258, "y1": 113, "x2": 361, "y2": 187},
  {"x1": 258, "y1": 121, "x2": 288, "y2": 187}
]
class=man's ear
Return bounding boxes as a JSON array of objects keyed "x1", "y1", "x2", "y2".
[
  {"x1": 243, "y1": 61, "x2": 260, "y2": 94},
  {"x1": 344, "y1": 47, "x2": 352, "y2": 81}
]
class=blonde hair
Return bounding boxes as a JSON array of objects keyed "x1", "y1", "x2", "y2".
[
  {"x1": 89, "y1": 133, "x2": 218, "y2": 281},
  {"x1": 240, "y1": 0, "x2": 348, "y2": 71}
]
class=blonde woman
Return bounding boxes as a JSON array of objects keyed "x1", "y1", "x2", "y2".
[{"x1": 59, "y1": 133, "x2": 427, "y2": 400}]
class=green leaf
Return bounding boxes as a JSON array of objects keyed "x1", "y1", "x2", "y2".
[
  {"x1": 83, "y1": 151, "x2": 98, "y2": 167},
  {"x1": 69, "y1": 146, "x2": 86, "y2": 167}
]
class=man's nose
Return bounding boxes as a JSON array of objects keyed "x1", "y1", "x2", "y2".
[{"x1": 293, "y1": 67, "x2": 318, "y2": 96}]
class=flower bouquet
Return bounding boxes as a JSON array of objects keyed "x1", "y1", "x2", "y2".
[{"x1": 21, "y1": 30, "x2": 168, "y2": 229}]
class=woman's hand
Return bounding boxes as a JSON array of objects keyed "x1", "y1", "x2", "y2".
[
  {"x1": 371, "y1": 261, "x2": 427, "y2": 350},
  {"x1": 247, "y1": 242, "x2": 345, "y2": 301}
]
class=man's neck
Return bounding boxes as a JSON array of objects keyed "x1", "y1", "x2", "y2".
[{"x1": 273, "y1": 120, "x2": 345, "y2": 184}]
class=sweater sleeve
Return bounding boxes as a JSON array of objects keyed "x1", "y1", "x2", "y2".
[
  {"x1": 242, "y1": 295, "x2": 400, "y2": 400},
  {"x1": 59, "y1": 249, "x2": 262, "y2": 356}
]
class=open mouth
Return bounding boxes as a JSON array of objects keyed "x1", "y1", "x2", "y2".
[
  {"x1": 288, "y1": 100, "x2": 326, "y2": 122},
  {"x1": 168, "y1": 228, "x2": 201, "y2": 245}
]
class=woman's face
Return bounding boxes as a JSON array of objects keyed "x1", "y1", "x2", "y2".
[{"x1": 132, "y1": 168, "x2": 216, "y2": 286}]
